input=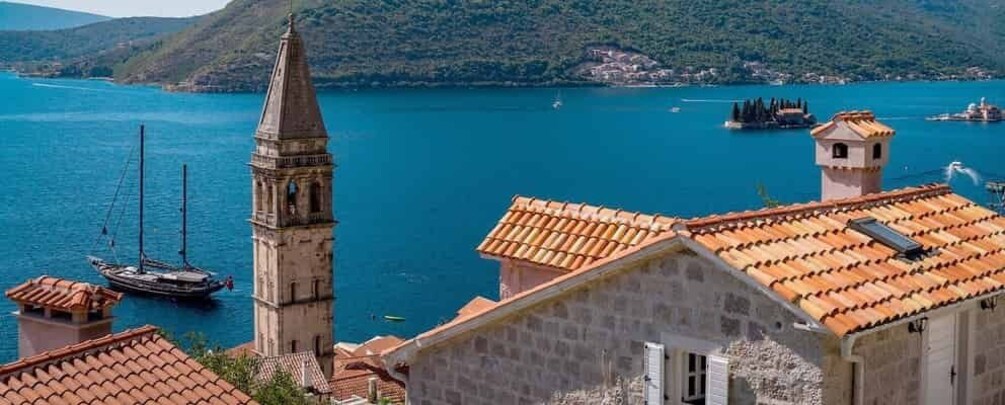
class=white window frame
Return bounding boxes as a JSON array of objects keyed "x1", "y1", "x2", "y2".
[
  {"x1": 662, "y1": 333, "x2": 727, "y2": 405},
  {"x1": 680, "y1": 352, "x2": 708, "y2": 403}
]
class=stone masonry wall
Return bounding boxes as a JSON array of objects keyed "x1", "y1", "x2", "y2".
[
  {"x1": 406, "y1": 250, "x2": 844, "y2": 404},
  {"x1": 852, "y1": 323, "x2": 923, "y2": 405},
  {"x1": 972, "y1": 306, "x2": 1005, "y2": 404}
]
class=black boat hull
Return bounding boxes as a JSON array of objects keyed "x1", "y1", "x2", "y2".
[
  {"x1": 103, "y1": 276, "x2": 225, "y2": 300},
  {"x1": 88, "y1": 257, "x2": 225, "y2": 300}
]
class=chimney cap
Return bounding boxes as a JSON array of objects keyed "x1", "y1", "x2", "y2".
[
  {"x1": 811, "y1": 110, "x2": 895, "y2": 139},
  {"x1": 5, "y1": 276, "x2": 123, "y2": 313}
]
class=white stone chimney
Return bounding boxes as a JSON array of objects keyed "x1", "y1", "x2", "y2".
[
  {"x1": 5, "y1": 276, "x2": 123, "y2": 358},
  {"x1": 301, "y1": 358, "x2": 312, "y2": 389},
  {"x1": 811, "y1": 111, "x2": 895, "y2": 201},
  {"x1": 367, "y1": 377, "x2": 378, "y2": 403}
]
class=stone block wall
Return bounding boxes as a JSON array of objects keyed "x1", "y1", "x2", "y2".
[
  {"x1": 972, "y1": 306, "x2": 1005, "y2": 404},
  {"x1": 405, "y1": 250, "x2": 841, "y2": 404},
  {"x1": 852, "y1": 324, "x2": 922, "y2": 405}
]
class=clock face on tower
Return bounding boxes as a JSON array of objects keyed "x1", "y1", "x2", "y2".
[{"x1": 249, "y1": 14, "x2": 336, "y2": 378}]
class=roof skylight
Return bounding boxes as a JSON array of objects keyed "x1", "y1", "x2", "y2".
[{"x1": 848, "y1": 217, "x2": 924, "y2": 257}]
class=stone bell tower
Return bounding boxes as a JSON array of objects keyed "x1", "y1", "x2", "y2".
[
  {"x1": 250, "y1": 13, "x2": 335, "y2": 377},
  {"x1": 811, "y1": 111, "x2": 895, "y2": 201}
]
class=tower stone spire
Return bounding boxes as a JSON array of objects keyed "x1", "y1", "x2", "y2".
[
  {"x1": 256, "y1": 11, "x2": 325, "y2": 142},
  {"x1": 250, "y1": 11, "x2": 335, "y2": 378}
]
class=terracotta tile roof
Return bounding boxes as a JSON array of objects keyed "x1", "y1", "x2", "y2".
[
  {"x1": 685, "y1": 184, "x2": 1005, "y2": 336},
  {"x1": 351, "y1": 336, "x2": 404, "y2": 357},
  {"x1": 258, "y1": 351, "x2": 331, "y2": 395},
  {"x1": 811, "y1": 110, "x2": 895, "y2": 139},
  {"x1": 477, "y1": 196, "x2": 676, "y2": 271},
  {"x1": 0, "y1": 325, "x2": 257, "y2": 404},
  {"x1": 389, "y1": 184, "x2": 1005, "y2": 360},
  {"x1": 226, "y1": 341, "x2": 257, "y2": 358},
  {"x1": 5, "y1": 276, "x2": 122, "y2": 312},
  {"x1": 456, "y1": 296, "x2": 497, "y2": 318},
  {"x1": 333, "y1": 337, "x2": 406, "y2": 404}
]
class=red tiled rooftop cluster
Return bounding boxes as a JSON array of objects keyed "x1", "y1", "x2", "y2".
[{"x1": 332, "y1": 337, "x2": 406, "y2": 404}]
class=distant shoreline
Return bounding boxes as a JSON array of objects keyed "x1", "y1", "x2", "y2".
[{"x1": 6, "y1": 70, "x2": 1002, "y2": 94}]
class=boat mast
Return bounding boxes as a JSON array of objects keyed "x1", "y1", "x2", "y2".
[
  {"x1": 138, "y1": 125, "x2": 145, "y2": 274},
  {"x1": 180, "y1": 164, "x2": 188, "y2": 267}
]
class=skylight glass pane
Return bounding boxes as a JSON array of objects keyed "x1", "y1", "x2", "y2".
[{"x1": 849, "y1": 217, "x2": 923, "y2": 254}]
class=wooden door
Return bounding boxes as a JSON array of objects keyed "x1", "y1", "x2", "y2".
[{"x1": 924, "y1": 315, "x2": 957, "y2": 405}]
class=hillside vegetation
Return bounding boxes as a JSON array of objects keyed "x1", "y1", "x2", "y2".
[
  {"x1": 0, "y1": 17, "x2": 198, "y2": 77},
  {"x1": 13, "y1": 0, "x2": 1005, "y2": 90},
  {"x1": 0, "y1": 1, "x2": 109, "y2": 31}
]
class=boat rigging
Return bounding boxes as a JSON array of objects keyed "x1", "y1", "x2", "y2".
[{"x1": 89, "y1": 125, "x2": 232, "y2": 299}]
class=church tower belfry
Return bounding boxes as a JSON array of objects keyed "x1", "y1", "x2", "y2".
[{"x1": 250, "y1": 13, "x2": 335, "y2": 377}]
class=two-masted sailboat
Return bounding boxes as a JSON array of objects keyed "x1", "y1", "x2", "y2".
[{"x1": 88, "y1": 125, "x2": 231, "y2": 299}]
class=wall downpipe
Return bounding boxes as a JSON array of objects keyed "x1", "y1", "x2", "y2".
[{"x1": 840, "y1": 335, "x2": 864, "y2": 405}]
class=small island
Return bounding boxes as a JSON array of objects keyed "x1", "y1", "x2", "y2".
[
  {"x1": 725, "y1": 97, "x2": 817, "y2": 130},
  {"x1": 927, "y1": 97, "x2": 1002, "y2": 123}
]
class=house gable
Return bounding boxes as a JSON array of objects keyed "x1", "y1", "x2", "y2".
[{"x1": 396, "y1": 245, "x2": 838, "y2": 404}]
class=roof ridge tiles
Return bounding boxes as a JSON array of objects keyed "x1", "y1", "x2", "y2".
[
  {"x1": 686, "y1": 184, "x2": 951, "y2": 231},
  {"x1": 0, "y1": 326, "x2": 158, "y2": 381}
]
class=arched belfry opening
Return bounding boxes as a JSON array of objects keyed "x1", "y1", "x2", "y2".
[
  {"x1": 287, "y1": 181, "x2": 298, "y2": 215},
  {"x1": 309, "y1": 182, "x2": 322, "y2": 213},
  {"x1": 255, "y1": 181, "x2": 264, "y2": 213}
]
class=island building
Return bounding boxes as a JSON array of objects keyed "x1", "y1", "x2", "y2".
[
  {"x1": 0, "y1": 276, "x2": 256, "y2": 404},
  {"x1": 385, "y1": 111, "x2": 1005, "y2": 405}
]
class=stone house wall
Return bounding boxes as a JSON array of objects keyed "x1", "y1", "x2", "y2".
[
  {"x1": 852, "y1": 322, "x2": 923, "y2": 405},
  {"x1": 972, "y1": 305, "x2": 1005, "y2": 404},
  {"x1": 405, "y1": 249, "x2": 846, "y2": 404}
]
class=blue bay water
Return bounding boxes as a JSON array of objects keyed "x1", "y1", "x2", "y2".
[{"x1": 1, "y1": 72, "x2": 1003, "y2": 362}]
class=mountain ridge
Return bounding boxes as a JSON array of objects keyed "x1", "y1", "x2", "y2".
[
  {"x1": 0, "y1": 16, "x2": 199, "y2": 78},
  {"x1": 0, "y1": 1, "x2": 110, "y2": 31},
  {"x1": 8, "y1": 0, "x2": 1005, "y2": 91}
]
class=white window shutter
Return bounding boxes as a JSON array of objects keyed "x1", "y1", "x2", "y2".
[
  {"x1": 644, "y1": 342, "x2": 665, "y2": 404},
  {"x1": 706, "y1": 354, "x2": 730, "y2": 405}
]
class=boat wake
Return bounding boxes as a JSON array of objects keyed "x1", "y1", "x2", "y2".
[
  {"x1": 945, "y1": 161, "x2": 981, "y2": 185},
  {"x1": 32, "y1": 82, "x2": 109, "y2": 92}
]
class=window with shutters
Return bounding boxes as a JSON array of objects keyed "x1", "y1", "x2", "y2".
[
  {"x1": 662, "y1": 335, "x2": 730, "y2": 405},
  {"x1": 644, "y1": 342, "x2": 665, "y2": 404}
]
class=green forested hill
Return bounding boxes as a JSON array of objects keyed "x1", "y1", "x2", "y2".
[
  {"x1": 0, "y1": 2, "x2": 109, "y2": 31},
  {"x1": 16, "y1": 0, "x2": 1005, "y2": 90},
  {"x1": 0, "y1": 16, "x2": 198, "y2": 77}
]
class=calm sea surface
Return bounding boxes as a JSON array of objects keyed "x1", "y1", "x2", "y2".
[{"x1": 1, "y1": 72, "x2": 1003, "y2": 361}]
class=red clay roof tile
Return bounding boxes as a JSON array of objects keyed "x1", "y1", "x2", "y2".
[
  {"x1": 686, "y1": 184, "x2": 1005, "y2": 336},
  {"x1": 5, "y1": 276, "x2": 122, "y2": 313},
  {"x1": 0, "y1": 325, "x2": 256, "y2": 404},
  {"x1": 477, "y1": 196, "x2": 676, "y2": 271}
]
